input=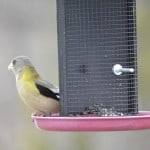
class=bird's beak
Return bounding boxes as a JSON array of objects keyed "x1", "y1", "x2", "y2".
[{"x1": 8, "y1": 62, "x2": 13, "y2": 70}]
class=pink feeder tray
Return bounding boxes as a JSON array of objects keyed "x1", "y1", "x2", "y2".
[{"x1": 32, "y1": 111, "x2": 150, "y2": 131}]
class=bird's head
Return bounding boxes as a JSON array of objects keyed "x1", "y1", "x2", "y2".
[{"x1": 8, "y1": 56, "x2": 34, "y2": 79}]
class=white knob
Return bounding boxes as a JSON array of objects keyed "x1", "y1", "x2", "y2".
[{"x1": 112, "y1": 64, "x2": 134, "y2": 75}]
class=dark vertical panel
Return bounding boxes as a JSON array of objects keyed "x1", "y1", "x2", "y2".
[{"x1": 57, "y1": 0, "x2": 138, "y2": 116}]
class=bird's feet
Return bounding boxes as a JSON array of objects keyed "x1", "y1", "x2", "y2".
[
  {"x1": 32, "y1": 112, "x2": 51, "y2": 117},
  {"x1": 32, "y1": 112, "x2": 60, "y2": 117}
]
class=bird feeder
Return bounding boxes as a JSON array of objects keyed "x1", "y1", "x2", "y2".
[{"x1": 32, "y1": 0, "x2": 150, "y2": 131}]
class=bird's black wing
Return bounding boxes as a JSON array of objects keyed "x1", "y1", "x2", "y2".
[{"x1": 35, "y1": 83, "x2": 59, "y2": 101}]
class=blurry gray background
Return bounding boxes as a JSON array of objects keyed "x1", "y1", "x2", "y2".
[{"x1": 1, "y1": 0, "x2": 150, "y2": 150}]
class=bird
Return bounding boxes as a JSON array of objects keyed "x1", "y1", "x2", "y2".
[{"x1": 8, "y1": 56, "x2": 60, "y2": 116}]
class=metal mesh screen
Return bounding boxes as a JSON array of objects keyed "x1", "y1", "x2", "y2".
[{"x1": 57, "y1": 0, "x2": 138, "y2": 116}]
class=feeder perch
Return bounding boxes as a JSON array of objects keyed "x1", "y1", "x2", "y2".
[{"x1": 32, "y1": 0, "x2": 150, "y2": 131}]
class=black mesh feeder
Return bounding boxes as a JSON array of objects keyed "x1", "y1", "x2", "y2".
[{"x1": 32, "y1": 0, "x2": 150, "y2": 131}]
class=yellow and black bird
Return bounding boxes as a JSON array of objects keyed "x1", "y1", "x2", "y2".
[{"x1": 8, "y1": 56, "x2": 60, "y2": 116}]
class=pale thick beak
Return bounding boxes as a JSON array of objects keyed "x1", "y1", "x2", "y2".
[{"x1": 8, "y1": 62, "x2": 13, "y2": 70}]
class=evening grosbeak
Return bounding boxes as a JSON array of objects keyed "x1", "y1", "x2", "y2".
[{"x1": 8, "y1": 56, "x2": 60, "y2": 115}]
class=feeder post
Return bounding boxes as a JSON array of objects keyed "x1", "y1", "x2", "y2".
[{"x1": 57, "y1": 0, "x2": 138, "y2": 116}]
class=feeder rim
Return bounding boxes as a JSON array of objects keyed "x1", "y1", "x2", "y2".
[
  {"x1": 32, "y1": 111, "x2": 150, "y2": 119},
  {"x1": 32, "y1": 111, "x2": 150, "y2": 132}
]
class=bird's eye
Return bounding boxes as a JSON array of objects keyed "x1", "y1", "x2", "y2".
[{"x1": 12, "y1": 60, "x2": 17, "y2": 65}]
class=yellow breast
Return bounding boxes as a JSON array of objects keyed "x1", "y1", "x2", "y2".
[{"x1": 16, "y1": 67, "x2": 40, "y2": 106}]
